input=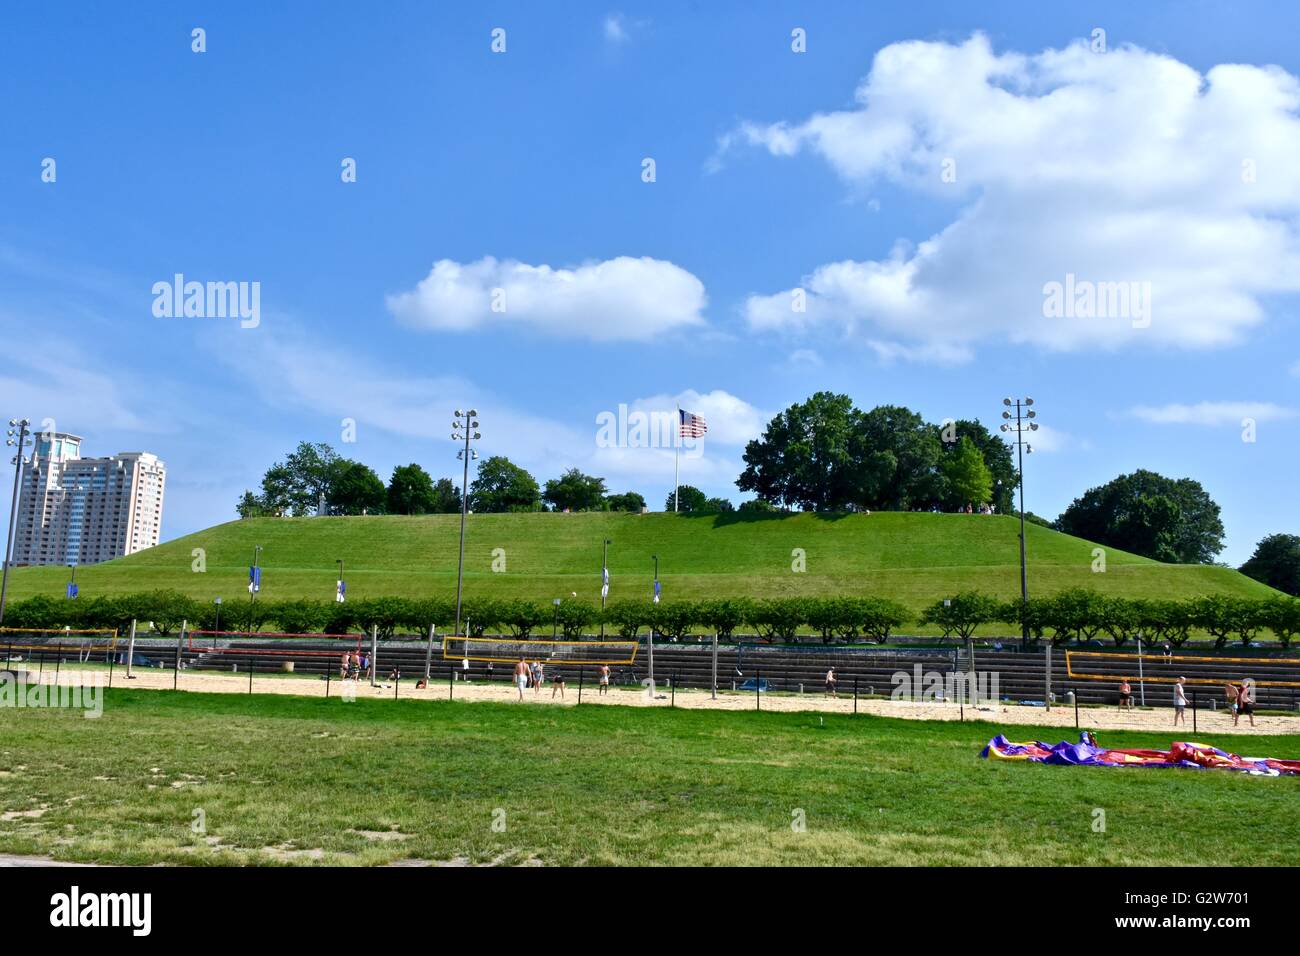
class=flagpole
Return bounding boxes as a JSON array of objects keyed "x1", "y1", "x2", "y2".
[{"x1": 674, "y1": 406, "x2": 680, "y2": 513}]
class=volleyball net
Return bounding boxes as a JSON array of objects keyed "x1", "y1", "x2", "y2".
[{"x1": 442, "y1": 636, "x2": 639, "y2": 666}]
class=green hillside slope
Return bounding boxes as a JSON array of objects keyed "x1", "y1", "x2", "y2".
[{"x1": 4, "y1": 512, "x2": 1275, "y2": 614}]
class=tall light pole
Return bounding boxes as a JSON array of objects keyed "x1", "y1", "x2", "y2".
[
  {"x1": 452, "y1": 409, "x2": 481, "y2": 637},
  {"x1": 1000, "y1": 397, "x2": 1040, "y2": 652},
  {"x1": 0, "y1": 418, "x2": 32, "y2": 627},
  {"x1": 600, "y1": 538, "x2": 611, "y2": 637}
]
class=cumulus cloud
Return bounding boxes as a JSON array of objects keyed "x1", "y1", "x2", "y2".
[
  {"x1": 730, "y1": 34, "x2": 1300, "y2": 361},
  {"x1": 1128, "y1": 401, "x2": 1297, "y2": 425},
  {"x1": 617, "y1": 388, "x2": 767, "y2": 446},
  {"x1": 386, "y1": 256, "x2": 707, "y2": 343}
]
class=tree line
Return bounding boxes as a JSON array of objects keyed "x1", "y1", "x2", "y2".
[{"x1": 8, "y1": 589, "x2": 1297, "y2": 649}]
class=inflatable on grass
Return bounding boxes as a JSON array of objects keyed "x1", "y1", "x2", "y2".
[{"x1": 981, "y1": 733, "x2": 1300, "y2": 777}]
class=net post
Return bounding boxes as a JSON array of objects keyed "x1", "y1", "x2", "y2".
[
  {"x1": 108, "y1": 644, "x2": 115, "y2": 688},
  {"x1": 175, "y1": 619, "x2": 186, "y2": 690},
  {"x1": 448, "y1": 662, "x2": 454, "y2": 701},
  {"x1": 853, "y1": 676, "x2": 858, "y2": 715},
  {"x1": 578, "y1": 666, "x2": 584, "y2": 705},
  {"x1": 5, "y1": 641, "x2": 10, "y2": 669},
  {"x1": 325, "y1": 665, "x2": 330, "y2": 698},
  {"x1": 671, "y1": 671, "x2": 676, "y2": 708},
  {"x1": 369, "y1": 626, "x2": 379, "y2": 688},
  {"x1": 54, "y1": 645, "x2": 61, "y2": 685},
  {"x1": 423, "y1": 623, "x2": 435, "y2": 683},
  {"x1": 125, "y1": 620, "x2": 137, "y2": 680},
  {"x1": 711, "y1": 632, "x2": 718, "y2": 701},
  {"x1": 1073, "y1": 684, "x2": 1079, "y2": 729},
  {"x1": 1192, "y1": 690, "x2": 1197, "y2": 734},
  {"x1": 1044, "y1": 643, "x2": 1052, "y2": 712},
  {"x1": 394, "y1": 673, "x2": 399, "y2": 700},
  {"x1": 248, "y1": 653, "x2": 254, "y2": 694},
  {"x1": 756, "y1": 669, "x2": 761, "y2": 711}
]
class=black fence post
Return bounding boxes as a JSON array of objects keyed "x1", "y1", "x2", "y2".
[
  {"x1": 1073, "y1": 684, "x2": 1079, "y2": 729},
  {"x1": 54, "y1": 648, "x2": 62, "y2": 685},
  {"x1": 248, "y1": 654, "x2": 254, "y2": 694},
  {"x1": 1192, "y1": 690, "x2": 1198, "y2": 734},
  {"x1": 671, "y1": 671, "x2": 677, "y2": 708},
  {"x1": 325, "y1": 667, "x2": 331, "y2": 698},
  {"x1": 394, "y1": 674, "x2": 399, "y2": 700},
  {"x1": 39, "y1": 649, "x2": 45, "y2": 681},
  {"x1": 5, "y1": 641, "x2": 10, "y2": 669},
  {"x1": 449, "y1": 663, "x2": 454, "y2": 701},
  {"x1": 853, "y1": 676, "x2": 858, "y2": 715},
  {"x1": 578, "y1": 667, "x2": 584, "y2": 706},
  {"x1": 756, "y1": 670, "x2": 761, "y2": 711},
  {"x1": 108, "y1": 649, "x2": 115, "y2": 689}
]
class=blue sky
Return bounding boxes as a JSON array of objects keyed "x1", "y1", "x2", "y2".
[{"x1": 2, "y1": 1, "x2": 1298, "y2": 565}]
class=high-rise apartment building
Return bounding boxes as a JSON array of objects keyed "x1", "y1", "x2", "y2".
[{"x1": 11, "y1": 432, "x2": 166, "y2": 566}]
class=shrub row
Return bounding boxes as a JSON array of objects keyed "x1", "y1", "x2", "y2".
[
  {"x1": 920, "y1": 589, "x2": 1300, "y2": 650},
  {"x1": 0, "y1": 592, "x2": 909, "y2": 643},
  {"x1": 3, "y1": 588, "x2": 1297, "y2": 648}
]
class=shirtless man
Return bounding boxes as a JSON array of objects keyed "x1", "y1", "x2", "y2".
[
  {"x1": 514, "y1": 659, "x2": 530, "y2": 701},
  {"x1": 825, "y1": 667, "x2": 838, "y2": 698},
  {"x1": 1234, "y1": 679, "x2": 1255, "y2": 728},
  {"x1": 598, "y1": 664, "x2": 611, "y2": 696}
]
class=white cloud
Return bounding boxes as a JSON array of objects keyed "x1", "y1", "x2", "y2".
[
  {"x1": 212, "y1": 322, "x2": 754, "y2": 501},
  {"x1": 1000, "y1": 423, "x2": 1083, "y2": 454},
  {"x1": 731, "y1": 34, "x2": 1300, "y2": 361},
  {"x1": 1128, "y1": 401, "x2": 1297, "y2": 425},
  {"x1": 386, "y1": 256, "x2": 707, "y2": 343},
  {"x1": 603, "y1": 14, "x2": 628, "y2": 44},
  {"x1": 619, "y1": 389, "x2": 767, "y2": 446}
]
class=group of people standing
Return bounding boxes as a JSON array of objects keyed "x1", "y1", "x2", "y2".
[
  {"x1": 338, "y1": 650, "x2": 369, "y2": 681},
  {"x1": 1118, "y1": 676, "x2": 1256, "y2": 727},
  {"x1": 510, "y1": 659, "x2": 612, "y2": 701}
]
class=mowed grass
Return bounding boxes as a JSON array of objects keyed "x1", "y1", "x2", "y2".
[
  {"x1": 5, "y1": 513, "x2": 1275, "y2": 630},
  {"x1": 1, "y1": 688, "x2": 1297, "y2": 866}
]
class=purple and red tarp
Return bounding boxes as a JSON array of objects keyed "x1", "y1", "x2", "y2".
[{"x1": 981, "y1": 734, "x2": 1300, "y2": 777}]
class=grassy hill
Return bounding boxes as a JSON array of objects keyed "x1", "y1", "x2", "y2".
[{"x1": 4, "y1": 512, "x2": 1274, "y2": 617}]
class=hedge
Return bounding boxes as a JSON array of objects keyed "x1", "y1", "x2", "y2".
[{"x1": 3, "y1": 590, "x2": 1297, "y2": 649}]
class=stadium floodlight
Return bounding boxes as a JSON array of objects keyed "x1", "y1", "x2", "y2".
[
  {"x1": 452, "y1": 409, "x2": 482, "y2": 637},
  {"x1": 0, "y1": 418, "x2": 32, "y2": 627},
  {"x1": 998, "y1": 397, "x2": 1042, "y2": 652}
]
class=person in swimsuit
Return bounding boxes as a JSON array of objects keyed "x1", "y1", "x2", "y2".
[
  {"x1": 598, "y1": 664, "x2": 610, "y2": 696},
  {"x1": 825, "y1": 667, "x2": 838, "y2": 698},
  {"x1": 514, "y1": 659, "x2": 530, "y2": 701},
  {"x1": 1173, "y1": 677, "x2": 1187, "y2": 726},
  {"x1": 1118, "y1": 679, "x2": 1134, "y2": 711},
  {"x1": 1234, "y1": 679, "x2": 1255, "y2": 728}
]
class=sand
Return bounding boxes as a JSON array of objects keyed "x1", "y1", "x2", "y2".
[{"x1": 16, "y1": 664, "x2": 1298, "y2": 738}]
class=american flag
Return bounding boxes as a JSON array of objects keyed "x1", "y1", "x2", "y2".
[{"x1": 679, "y1": 408, "x2": 708, "y2": 438}]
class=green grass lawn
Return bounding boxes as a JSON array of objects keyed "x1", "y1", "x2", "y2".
[
  {"x1": 5, "y1": 513, "x2": 1276, "y2": 634},
  {"x1": 1, "y1": 688, "x2": 1296, "y2": 866}
]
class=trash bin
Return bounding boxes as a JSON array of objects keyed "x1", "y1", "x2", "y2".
[
  {"x1": 281, "y1": 661, "x2": 295, "y2": 673},
  {"x1": 1064, "y1": 690, "x2": 1075, "y2": 704}
]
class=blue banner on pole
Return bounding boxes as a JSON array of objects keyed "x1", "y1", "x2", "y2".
[
  {"x1": 653, "y1": 578, "x2": 661, "y2": 604},
  {"x1": 248, "y1": 566, "x2": 261, "y2": 593},
  {"x1": 66, "y1": 583, "x2": 78, "y2": 600},
  {"x1": 335, "y1": 579, "x2": 346, "y2": 603}
]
